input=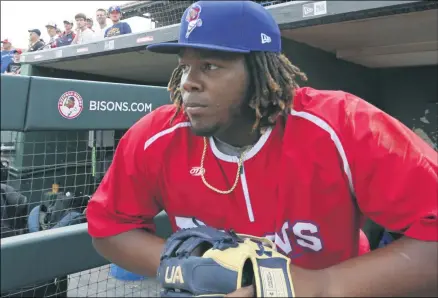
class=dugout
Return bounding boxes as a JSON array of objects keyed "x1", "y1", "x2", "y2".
[
  {"x1": 0, "y1": 74, "x2": 169, "y2": 210},
  {"x1": 8, "y1": 0, "x2": 438, "y2": 234},
  {"x1": 18, "y1": 1, "x2": 437, "y2": 143},
  {"x1": 1, "y1": 1, "x2": 437, "y2": 293}
]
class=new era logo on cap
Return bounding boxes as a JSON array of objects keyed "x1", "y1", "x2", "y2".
[{"x1": 261, "y1": 33, "x2": 271, "y2": 44}]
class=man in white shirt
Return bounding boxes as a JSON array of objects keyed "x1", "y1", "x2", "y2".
[
  {"x1": 94, "y1": 8, "x2": 112, "y2": 40},
  {"x1": 72, "y1": 13, "x2": 95, "y2": 45},
  {"x1": 42, "y1": 22, "x2": 59, "y2": 50}
]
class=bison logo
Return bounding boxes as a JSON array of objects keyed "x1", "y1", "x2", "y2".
[
  {"x1": 185, "y1": 4, "x2": 203, "y2": 38},
  {"x1": 58, "y1": 91, "x2": 84, "y2": 119}
]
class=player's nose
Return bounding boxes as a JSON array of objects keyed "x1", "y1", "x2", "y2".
[{"x1": 181, "y1": 70, "x2": 202, "y2": 93}]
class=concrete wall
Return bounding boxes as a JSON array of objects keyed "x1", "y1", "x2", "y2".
[
  {"x1": 31, "y1": 66, "x2": 155, "y2": 86},
  {"x1": 378, "y1": 66, "x2": 437, "y2": 149},
  {"x1": 281, "y1": 38, "x2": 380, "y2": 107},
  {"x1": 282, "y1": 38, "x2": 437, "y2": 149}
]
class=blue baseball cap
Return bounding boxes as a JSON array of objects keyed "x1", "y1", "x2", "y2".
[
  {"x1": 147, "y1": 1, "x2": 281, "y2": 54},
  {"x1": 109, "y1": 6, "x2": 121, "y2": 13}
]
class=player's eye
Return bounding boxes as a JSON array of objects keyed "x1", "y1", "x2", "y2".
[{"x1": 203, "y1": 63, "x2": 219, "y2": 71}]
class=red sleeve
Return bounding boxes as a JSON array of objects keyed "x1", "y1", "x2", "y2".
[
  {"x1": 342, "y1": 93, "x2": 437, "y2": 241},
  {"x1": 86, "y1": 119, "x2": 163, "y2": 238}
]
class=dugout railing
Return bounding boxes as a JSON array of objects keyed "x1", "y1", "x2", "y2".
[{"x1": 0, "y1": 74, "x2": 172, "y2": 297}]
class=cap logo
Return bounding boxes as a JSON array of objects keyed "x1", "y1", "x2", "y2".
[
  {"x1": 185, "y1": 4, "x2": 203, "y2": 38},
  {"x1": 261, "y1": 33, "x2": 271, "y2": 44}
]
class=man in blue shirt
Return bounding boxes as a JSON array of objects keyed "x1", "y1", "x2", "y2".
[
  {"x1": 56, "y1": 21, "x2": 76, "y2": 47},
  {"x1": 104, "y1": 6, "x2": 132, "y2": 38},
  {"x1": 1, "y1": 39, "x2": 14, "y2": 74}
]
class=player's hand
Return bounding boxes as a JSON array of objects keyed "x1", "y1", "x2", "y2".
[{"x1": 158, "y1": 226, "x2": 298, "y2": 297}]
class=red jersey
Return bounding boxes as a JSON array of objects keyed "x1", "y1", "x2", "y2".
[{"x1": 86, "y1": 87, "x2": 437, "y2": 269}]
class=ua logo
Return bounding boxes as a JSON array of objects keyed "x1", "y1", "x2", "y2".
[
  {"x1": 261, "y1": 33, "x2": 271, "y2": 44},
  {"x1": 190, "y1": 167, "x2": 205, "y2": 176},
  {"x1": 165, "y1": 265, "x2": 185, "y2": 284}
]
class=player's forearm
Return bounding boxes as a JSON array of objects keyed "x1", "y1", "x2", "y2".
[
  {"x1": 92, "y1": 229, "x2": 165, "y2": 277},
  {"x1": 322, "y1": 237, "x2": 438, "y2": 297}
]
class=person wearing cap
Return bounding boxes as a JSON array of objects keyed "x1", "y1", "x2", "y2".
[
  {"x1": 104, "y1": 5, "x2": 132, "y2": 38},
  {"x1": 4, "y1": 49, "x2": 22, "y2": 75},
  {"x1": 87, "y1": 1, "x2": 437, "y2": 297},
  {"x1": 56, "y1": 20, "x2": 76, "y2": 47},
  {"x1": 27, "y1": 29, "x2": 45, "y2": 52},
  {"x1": 86, "y1": 18, "x2": 94, "y2": 31},
  {"x1": 1, "y1": 39, "x2": 14, "y2": 73},
  {"x1": 72, "y1": 13, "x2": 95, "y2": 45},
  {"x1": 42, "y1": 22, "x2": 59, "y2": 50}
]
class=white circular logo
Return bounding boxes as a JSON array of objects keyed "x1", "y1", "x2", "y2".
[{"x1": 58, "y1": 91, "x2": 84, "y2": 119}]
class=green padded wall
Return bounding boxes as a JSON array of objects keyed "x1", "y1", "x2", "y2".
[{"x1": 25, "y1": 76, "x2": 169, "y2": 131}]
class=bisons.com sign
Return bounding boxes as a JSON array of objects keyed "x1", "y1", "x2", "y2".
[{"x1": 58, "y1": 91, "x2": 153, "y2": 120}]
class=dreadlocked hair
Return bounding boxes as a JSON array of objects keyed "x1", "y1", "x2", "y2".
[{"x1": 167, "y1": 51, "x2": 307, "y2": 132}]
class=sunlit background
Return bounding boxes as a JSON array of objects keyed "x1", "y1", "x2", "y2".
[{"x1": 1, "y1": 1, "x2": 133, "y2": 49}]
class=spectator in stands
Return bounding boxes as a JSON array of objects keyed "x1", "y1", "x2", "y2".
[
  {"x1": 42, "y1": 22, "x2": 59, "y2": 50},
  {"x1": 87, "y1": 18, "x2": 94, "y2": 31},
  {"x1": 1, "y1": 39, "x2": 14, "y2": 73},
  {"x1": 72, "y1": 13, "x2": 95, "y2": 44},
  {"x1": 56, "y1": 20, "x2": 75, "y2": 47},
  {"x1": 4, "y1": 49, "x2": 22, "y2": 75},
  {"x1": 56, "y1": 28, "x2": 62, "y2": 37},
  {"x1": 104, "y1": 6, "x2": 132, "y2": 38},
  {"x1": 27, "y1": 29, "x2": 45, "y2": 52},
  {"x1": 95, "y1": 8, "x2": 111, "y2": 40}
]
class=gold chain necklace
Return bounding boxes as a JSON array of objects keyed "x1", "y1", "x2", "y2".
[{"x1": 200, "y1": 137, "x2": 250, "y2": 194}]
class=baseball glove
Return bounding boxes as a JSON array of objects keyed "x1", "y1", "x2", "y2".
[{"x1": 157, "y1": 226, "x2": 295, "y2": 297}]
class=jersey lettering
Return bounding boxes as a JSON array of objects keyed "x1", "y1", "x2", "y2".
[
  {"x1": 174, "y1": 216, "x2": 323, "y2": 257},
  {"x1": 292, "y1": 222, "x2": 323, "y2": 252},
  {"x1": 271, "y1": 221, "x2": 323, "y2": 255},
  {"x1": 273, "y1": 222, "x2": 293, "y2": 254}
]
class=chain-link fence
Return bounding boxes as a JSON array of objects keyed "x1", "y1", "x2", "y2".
[
  {"x1": 1, "y1": 129, "x2": 162, "y2": 297},
  {"x1": 121, "y1": 0, "x2": 294, "y2": 28},
  {"x1": 2, "y1": 266, "x2": 161, "y2": 297},
  {"x1": 1, "y1": 130, "x2": 106, "y2": 236}
]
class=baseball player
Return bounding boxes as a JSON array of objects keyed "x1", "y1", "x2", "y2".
[{"x1": 87, "y1": 1, "x2": 437, "y2": 297}]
